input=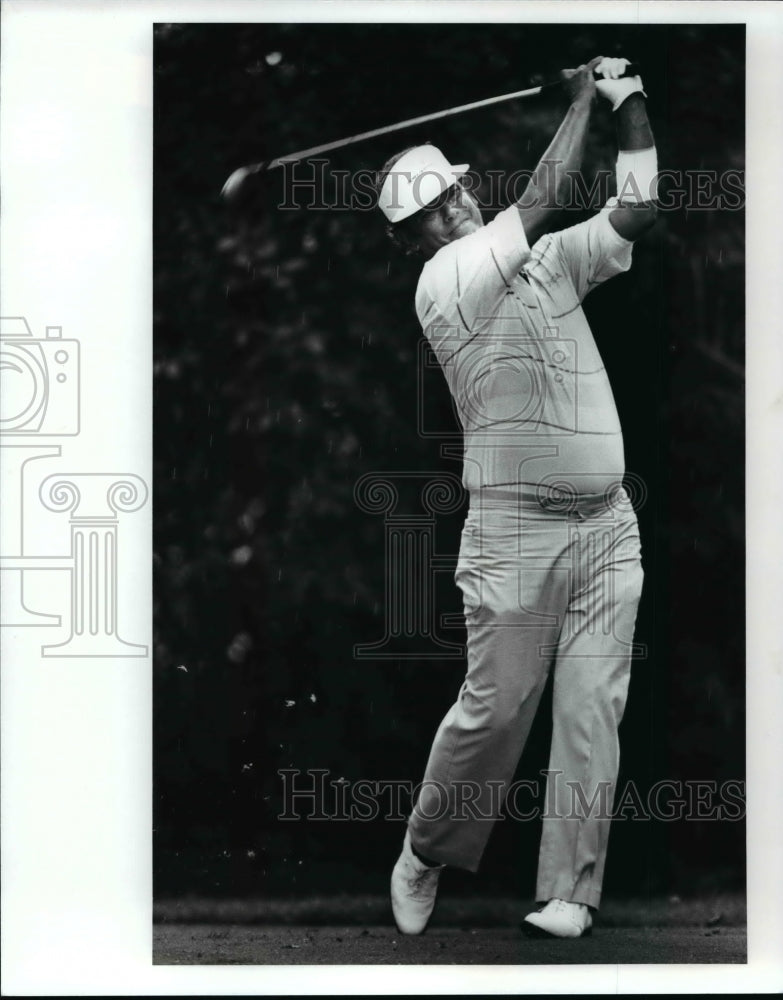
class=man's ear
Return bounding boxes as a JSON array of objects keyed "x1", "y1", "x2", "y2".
[{"x1": 386, "y1": 222, "x2": 422, "y2": 257}]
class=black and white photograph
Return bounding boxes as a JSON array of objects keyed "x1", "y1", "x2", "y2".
[
  {"x1": 2, "y1": 1, "x2": 783, "y2": 994},
  {"x1": 153, "y1": 19, "x2": 747, "y2": 966}
]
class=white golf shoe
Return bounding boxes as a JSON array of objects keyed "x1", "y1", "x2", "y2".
[
  {"x1": 390, "y1": 831, "x2": 444, "y2": 934},
  {"x1": 522, "y1": 897, "x2": 593, "y2": 938}
]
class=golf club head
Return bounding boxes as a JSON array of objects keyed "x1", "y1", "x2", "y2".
[{"x1": 221, "y1": 161, "x2": 269, "y2": 204}]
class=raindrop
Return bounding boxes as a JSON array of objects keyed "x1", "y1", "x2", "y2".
[{"x1": 231, "y1": 545, "x2": 253, "y2": 566}]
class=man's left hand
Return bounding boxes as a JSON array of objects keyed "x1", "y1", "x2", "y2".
[{"x1": 594, "y1": 57, "x2": 646, "y2": 111}]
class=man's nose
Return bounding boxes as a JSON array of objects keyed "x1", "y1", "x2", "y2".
[{"x1": 440, "y1": 199, "x2": 459, "y2": 221}]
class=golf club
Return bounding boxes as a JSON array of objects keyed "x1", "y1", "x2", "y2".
[{"x1": 221, "y1": 62, "x2": 641, "y2": 202}]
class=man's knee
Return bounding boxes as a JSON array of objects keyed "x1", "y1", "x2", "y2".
[
  {"x1": 459, "y1": 675, "x2": 545, "y2": 732},
  {"x1": 555, "y1": 661, "x2": 632, "y2": 732}
]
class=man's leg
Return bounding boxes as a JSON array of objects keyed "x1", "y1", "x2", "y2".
[
  {"x1": 408, "y1": 501, "x2": 572, "y2": 871},
  {"x1": 534, "y1": 507, "x2": 644, "y2": 911}
]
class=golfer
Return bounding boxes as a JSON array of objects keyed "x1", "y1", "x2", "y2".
[{"x1": 376, "y1": 57, "x2": 658, "y2": 938}]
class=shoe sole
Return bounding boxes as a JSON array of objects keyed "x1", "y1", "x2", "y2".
[{"x1": 521, "y1": 921, "x2": 592, "y2": 939}]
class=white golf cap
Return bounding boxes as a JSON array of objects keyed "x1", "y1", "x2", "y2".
[{"x1": 378, "y1": 145, "x2": 469, "y2": 224}]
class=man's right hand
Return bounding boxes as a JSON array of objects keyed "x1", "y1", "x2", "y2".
[{"x1": 559, "y1": 57, "x2": 602, "y2": 106}]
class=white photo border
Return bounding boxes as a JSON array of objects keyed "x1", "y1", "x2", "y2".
[{"x1": 1, "y1": 0, "x2": 781, "y2": 994}]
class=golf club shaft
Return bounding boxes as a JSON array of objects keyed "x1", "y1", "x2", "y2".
[
  {"x1": 222, "y1": 62, "x2": 640, "y2": 195},
  {"x1": 269, "y1": 85, "x2": 546, "y2": 170}
]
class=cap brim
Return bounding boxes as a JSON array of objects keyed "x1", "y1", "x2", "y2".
[{"x1": 390, "y1": 163, "x2": 470, "y2": 223}]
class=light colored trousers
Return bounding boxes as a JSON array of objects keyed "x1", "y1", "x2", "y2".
[{"x1": 407, "y1": 487, "x2": 644, "y2": 909}]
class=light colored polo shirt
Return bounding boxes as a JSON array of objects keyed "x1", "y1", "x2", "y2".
[{"x1": 415, "y1": 201, "x2": 634, "y2": 496}]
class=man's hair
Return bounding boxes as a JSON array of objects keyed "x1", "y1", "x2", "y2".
[{"x1": 375, "y1": 145, "x2": 429, "y2": 256}]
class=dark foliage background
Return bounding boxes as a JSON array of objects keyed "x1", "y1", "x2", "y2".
[{"x1": 153, "y1": 23, "x2": 744, "y2": 900}]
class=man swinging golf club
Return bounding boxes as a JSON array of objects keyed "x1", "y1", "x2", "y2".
[{"x1": 377, "y1": 56, "x2": 658, "y2": 939}]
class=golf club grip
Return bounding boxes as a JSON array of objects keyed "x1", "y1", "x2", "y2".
[
  {"x1": 534, "y1": 60, "x2": 642, "y2": 95},
  {"x1": 596, "y1": 60, "x2": 641, "y2": 79},
  {"x1": 543, "y1": 62, "x2": 642, "y2": 87}
]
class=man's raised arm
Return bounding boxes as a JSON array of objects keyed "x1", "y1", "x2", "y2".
[
  {"x1": 515, "y1": 58, "x2": 602, "y2": 245},
  {"x1": 597, "y1": 60, "x2": 659, "y2": 241}
]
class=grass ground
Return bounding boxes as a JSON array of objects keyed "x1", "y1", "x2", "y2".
[{"x1": 153, "y1": 893, "x2": 746, "y2": 965}]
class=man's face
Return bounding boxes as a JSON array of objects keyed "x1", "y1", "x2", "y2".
[{"x1": 414, "y1": 182, "x2": 483, "y2": 258}]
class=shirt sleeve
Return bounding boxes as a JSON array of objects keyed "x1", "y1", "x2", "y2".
[
  {"x1": 415, "y1": 204, "x2": 531, "y2": 333},
  {"x1": 544, "y1": 199, "x2": 634, "y2": 302}
]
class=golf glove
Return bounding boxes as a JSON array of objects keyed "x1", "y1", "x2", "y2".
[{"x1": 594, "y1": 57, "x2": 647, "y2": 111}]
